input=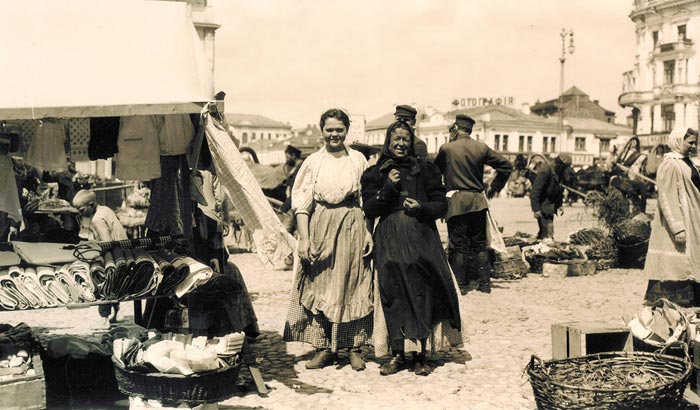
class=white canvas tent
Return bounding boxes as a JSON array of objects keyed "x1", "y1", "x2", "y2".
[{"x1": 0, "y1": 0, "x2": 213, "y2": 119}]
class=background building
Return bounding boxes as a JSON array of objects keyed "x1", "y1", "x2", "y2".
[
  {"x1": 227, "y1": 113, "x2": 292, "y2": 144},
  {"x1": 531, "y1": 86, "x2": 617, "y2": 123},
  {"x1": 618, "y1": 0, "x2": 700, "y2": 147}
]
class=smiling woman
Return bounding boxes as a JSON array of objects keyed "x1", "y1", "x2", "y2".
[{"x1": 283, "y1": 108, "x2": 374, "y2": 372}]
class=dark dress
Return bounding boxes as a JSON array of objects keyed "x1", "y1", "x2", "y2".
[{"x1": 361, "y1": 160, "x2": 461, "y2": 345}]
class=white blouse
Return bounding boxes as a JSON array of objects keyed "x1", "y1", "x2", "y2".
[{"x1": 291, "y1": 146, "x2": 368, "y2": 215}]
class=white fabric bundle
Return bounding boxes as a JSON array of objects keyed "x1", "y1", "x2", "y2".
[
  {"x1": 38, "y1": 266, "x2": 71, "y2": 305},
  {"x1": 174, "y1": 257, "x2": 213, "y2": 298}
]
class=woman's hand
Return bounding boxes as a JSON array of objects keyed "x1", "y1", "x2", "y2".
[
  {"x1": 675, "y1": 231, "x2": 686, "y2": 248},
  {"x1": 362, "y1": 229, "x2": 373, "y2": 257},
  {"x1": 388, "y1": 169, "x2": 400, "y2": 186},
  {"x1": 403, "y1": 198, "x2": 423, "y2": 215},
  {"x1": 298, "y1": 237, "x2": 310, "y2": 261}
]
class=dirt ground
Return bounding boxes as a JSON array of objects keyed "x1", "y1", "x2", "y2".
[{"x1": 7, "y1": 197, "x2": 688, "y2": 410}]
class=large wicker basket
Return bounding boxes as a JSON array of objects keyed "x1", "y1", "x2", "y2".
[
  {"x1": 112, "y1": 357, "x2": 241, "y2": 404},
  {"x1": 526, "y1": 351, "x2": 692, "y2": 410}
]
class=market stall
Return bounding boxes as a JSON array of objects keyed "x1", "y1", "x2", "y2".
[{"x1": 0, "y1": 1, "x2": 294, "y2": 407}]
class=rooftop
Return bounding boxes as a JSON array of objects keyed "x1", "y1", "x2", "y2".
[{"x1": 226, "y1": 113, "x2": 292, "y2": 129}]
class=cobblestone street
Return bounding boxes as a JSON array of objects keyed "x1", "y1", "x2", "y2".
[{"x1": 6, "y1": 198, "x2": 660, "y2": 409}]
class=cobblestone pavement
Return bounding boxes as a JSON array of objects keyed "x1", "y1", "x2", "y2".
[{"x1": 5, "y1": 198, "x2": 668, "y2": 409}]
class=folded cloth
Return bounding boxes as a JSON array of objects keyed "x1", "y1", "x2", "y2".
[
  {"x1": 90, "y1": 262, "x2": 107, "y2": 298},
  {"x1": 0, "y1": 269, "x2": 28, "y2": 309},
  {"x1": 20, "y1": 267, "x2": 55, "y2": 307},
  {"x1": 12, "y1": 241, "x2": 77, "y2": 265},
  {"x1": 54, "y1": 264, "x2": 85, "y2": 303},
  {"x1": 128, "y1": 248, "x2": 159, "y2": 298},
  {"x1": 151, "y1": 251, "x2": 188, "y2": 295},
  {"x1": 8, "y1": 266, "x2": 43, "y2": 308},
  {"x1": 68, "y1": 261, "x2": 96, "y2": 302},
  {"x1": 38, "y1": 266, "x2": 71, "y2": 305},
  {"x1": 102, "y1": 251, "x2": 117, "y2": 299},
  {"x1": 174, "y1": 257, "x2": 213, "y2": 298},
  {"x1": 0, "y1": 270, "x2": 19, "y2": 310}
]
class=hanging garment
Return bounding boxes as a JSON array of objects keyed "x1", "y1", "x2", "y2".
[
  {"x1": 116, "y1": 116, "x2": 161, "y2": 181},
  {"x1": 25, "y1": 119, "x2": 68, "y2": 172},
  {"x1": 0, "y1": 155, "x2": 22, "y2": 223},
  {"x1": 145, "y1": 155, "x2": 192, "y2": 238},
  {"x1": 67, "y1": 118, "x2": 91, "y2": 161},
  {"x1": 159, "y1": 114, "x2": 195, "y2": 156},
  {"x1": 88, "y1": 117, "x2": 120, "y2": 160}
]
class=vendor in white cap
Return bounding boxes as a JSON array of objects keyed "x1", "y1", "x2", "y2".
[
  {"x1": 72, "y1": 189, "x2": 127, "y2": 243},
  {"x1": 529, "y1": 153, "x2": 572, "y2": 240},
  {"x1": 72, "y1": 189, "x2": 127, "y2": 327}
]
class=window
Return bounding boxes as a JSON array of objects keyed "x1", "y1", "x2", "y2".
[
  {"x1": 550, "y1": 137, "x2": 556, "y2": 152},
  {"x1": 652, "y1": 30, "x2": 659, "y2": 47},
  {"x1": 519, "y1": 135, "x2": 525, "y2": 152},
  {"x1": 252, "y1": 132, "x2": 256, "y2": 141},
  {"x1": 662, "y1": 104, "x2": 675, "y2": 131},
  {"x1": 664, "y1": 60, "x2": 675, "y2": 84},
  {"x1": 575, "y1": 137, "x2": 586, "y2": 152},
  {"x1": 242, "y1": 132, "x2": 248, "y2": 143},
  {"x1": 543, "y1": 136, "x2": 549, "y2": 153},
  {"x1": 268, "y1": 133, "x2": 272, "y2": 140},
  {"x1": 527, "y1": 136, "x2": 533, "y2": 152},
  {"x1": 678, "y1": 25, "x2": 687, "y2": 41},
  {"x1": 600, "y1": 139, "x2": 610, "y2": 153},
  {"x1": 276, "y1": 133, "x2": 279, "y2": 139},
  {"x1": 494, "y1": 134, "x2": 500, "y2": 151},
  {"x1": 502, "y1": 135, "x2": 509, "y2": 151}
]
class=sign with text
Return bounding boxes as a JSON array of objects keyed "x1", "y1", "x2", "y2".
[{"x1": 453, "y1": 97, "x2": 515, "y2": 108}]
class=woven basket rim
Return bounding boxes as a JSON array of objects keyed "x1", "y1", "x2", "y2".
[
  {"x1": 527, "y1": 350, "x2": 691, "y2": 394},
  {"x1": 111, "y1": 356, "x2": 240, "y2": 380}
]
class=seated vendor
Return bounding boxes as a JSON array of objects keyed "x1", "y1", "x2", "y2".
[{"x1": 72, "y1": 189, "x2": 128, "y2": 327}]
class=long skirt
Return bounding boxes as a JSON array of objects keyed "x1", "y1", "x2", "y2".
[
  {"x1": 283, "y1": 203, "x2": 373, "y2": 351},
  {"x1": 373, "y1": 211, "x2": 466, "y2": 357}
]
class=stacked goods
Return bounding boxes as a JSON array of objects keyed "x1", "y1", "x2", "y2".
[
  {"x1": 569, "y1": 228, "x2": 617, "y2": 270},
  {"x1": 117, "y1": 187, "x2": 150, "y2": 228},
  {"x1": 0, "y1": 323, "x2": 45, "y2": 410},
  {"x1": 112, "y1": 332, "x2": 244, "y2": 404},
  {"x1": 503, "y1": 231, "x2": 536, "y2": 248},
  {"x1": 522, "y1": 242, "x2": 583, "y2": 274}
]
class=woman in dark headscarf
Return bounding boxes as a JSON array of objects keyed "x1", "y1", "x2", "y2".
[{"x1": 361, "y1": 121, "x2": 464, "y2": 376}]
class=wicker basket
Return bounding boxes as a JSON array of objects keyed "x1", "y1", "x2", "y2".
[
  {"x1": 526, "y1": 351, "x2": 692, "y2": 410},
  {"x1": 112, "y1": 357, "x2": 241, "y2": 404},
  {"x1": 491, "y1": 258, "x2": 529, "y2": 280}
]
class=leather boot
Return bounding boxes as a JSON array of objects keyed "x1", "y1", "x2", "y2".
[
  {"x1": 348, "y1": 348, "x2": 365, "y2": 371},
  {"x1": 379, "y1": 351, "x2": 406, "y2": 376},
  {"x1": 474, "y1": 250, "x2": 492, "y2": 293},
  {"x1": 448, "y1": 251, "x2": 469, "y2": 295},
  {"x1": 305, "y1": 349, "x2": 337, "y2": 369}
]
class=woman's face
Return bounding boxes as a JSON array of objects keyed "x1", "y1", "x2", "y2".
[
  {"x1": 683, "y1": 133, "x2": 697, "y2": 157},
  {"x1": 388, "y1": 128, "x2": 412, "y2": 159},
  {"x1": 322, "y1": 118, "x2": 347, "y2": 152}
]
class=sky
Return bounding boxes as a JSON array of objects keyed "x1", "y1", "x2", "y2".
[{"x1": 211, "y1": 0, "x2": 637, "y2": 128}]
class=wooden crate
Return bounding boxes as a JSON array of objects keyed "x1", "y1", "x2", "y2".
[
  {"x1": 0, "y1": 354, "x2": 46, "y2": 410},
  {"x1": 552, "y1": 322, "x2": 633, "y2": 360}
]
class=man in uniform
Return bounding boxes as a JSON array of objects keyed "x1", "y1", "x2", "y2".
[
  {"x1": 394, "y1": 104, "x2": 428, "y2": 161},
  {"x1": 434, "y1": 114, "x2": 512, "y2": 294}
]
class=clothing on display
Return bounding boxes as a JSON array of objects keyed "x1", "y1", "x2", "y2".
[
  {"x1": 0, "y1": 155, "x2": 22, "y2": 224},
  {"x1": 159, "y1": 114, "x2": 195, "y2": 156},
  {"x1": 25, "y1": 119, "x2": 68, "y2": 172},
  {"x1": 116, "y1": 116, "x2": 161, "y2": 181},
  {"x1": 88, "y1": 117, "x2": 120, "y2": 160},
  {"x1": 145, "y1": 155, "x2": 192, "y2": 239}
]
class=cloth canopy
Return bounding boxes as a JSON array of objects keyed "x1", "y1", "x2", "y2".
[{"x1": 0, "y1": 0, "x2": 212, "y2": 120}]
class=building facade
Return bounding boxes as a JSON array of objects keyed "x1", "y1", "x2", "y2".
[
  {"x1": 364, "y1": 105, "x2": 632, "y2": 168},
  {"x1": 619, "y1": 0, "x2": 700, "y2": 147},
  {"x1": 227, "y1": 114, "x2": 292, "y2": 145}
]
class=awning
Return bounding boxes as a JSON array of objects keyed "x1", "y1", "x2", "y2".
[{"x1": 0, "y1": 0, "x2": 213, "y2": 120}]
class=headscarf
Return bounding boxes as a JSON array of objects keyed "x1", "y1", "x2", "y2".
[
  {"x1": 376, "y1": 120, "x2": 420, "y2": 174},
  {"x1": 666, "y1": 126, "x2": 690, "y2": 158},
  {"x1": 666, "y1": 126, "x2": 700, "y2": 191}
]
